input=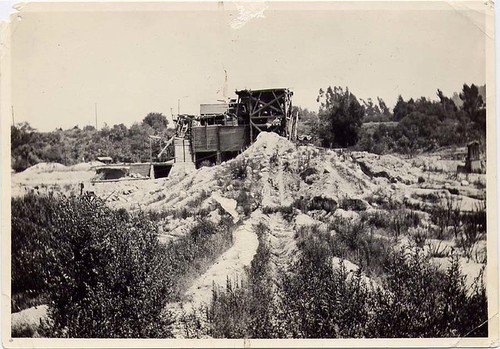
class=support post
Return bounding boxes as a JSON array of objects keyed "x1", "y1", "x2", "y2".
[
  {"x1": 183, "y1": 138, "x2": 186, "y2": 162},
  {"x1": 250, "y1": 119, "x2": 253, "y2": 143},
  {"x1": 149, "y1": 138, "x2": 152, "y2": 164},
  {"x1": 216, "y1": 126, "x2": 221, "y2": 165},
  {"x1": 150, "y1": 164, "x2": 155, "y2": 179}
]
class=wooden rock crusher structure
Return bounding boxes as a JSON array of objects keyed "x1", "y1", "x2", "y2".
[
  {"x1": 92, "y1": 88, "x2": 298, "y2": 181},
  {"x1": 165, "y1": 88, "x2": 299, "y2": 167}
]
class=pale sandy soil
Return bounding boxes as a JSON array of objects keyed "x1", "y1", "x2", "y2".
[
  {"x1": 167, "y1": 211, "x2": 260, "y2": 338},
  {"x1": 11, "y1": 305, "x2": 48, "y2": 336},
  {"x1": 183, "y1": 211, "x2": 259, "y2": 310},
  {"x1": 10, "y1": 132, "x2": 488, "y2": 337}
]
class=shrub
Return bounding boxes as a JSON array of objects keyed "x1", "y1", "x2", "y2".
[
  {"x1": 389, "y1": 209, "x2": 421, "y2": 240},
  {"x1": 236, "y1": 190, "x2": 252, "y2": 217},
  {"x1": 43, "y1": 196, "x2": 174, "y2": 338},
  {"x1": 11, "y1": 193, "x2": 60, "y2": 311},
  {"x1": 456, "y1": 202, "x2": 486, "y2": 259},
  {"x1": 228, "y1": 158, "x2": 248, "y2": 180},
  {"x1": 368, "y1": 250, "x2": 488, "y2": 337},
  {"x1": 305, "y1": 222, "x2": 391, "y2": 278},
  {"x1": 262, "y1": 205, "x2": 296, "y2": 222},
  {"x1": 427, "y1": 240, "x2": 450, "y2": 258},
  {"x1": 279, "y1": 234, "x2": 373, "y2": 338},
  {"x1": 361, "y1": 210, "x2": 390, "y2": 229}
]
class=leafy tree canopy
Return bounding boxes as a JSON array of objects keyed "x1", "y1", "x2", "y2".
[
  {"x1": 142, "y1": 113, "x2": 169, "y2": 132},
  {"x1": 317, "y1": 86, "x2": 365, "y2": 148}
]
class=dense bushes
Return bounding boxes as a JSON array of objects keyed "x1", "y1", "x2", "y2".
[
  {"x1": 11, "y1": 193, "x2": 235, "y2": 338},
  {"x1": 11, "y1": 194, "x2": 174, "y2": 337},
  {"x1": 279, "y1": 236, "x2": 372, "y2": 338},
  {"x1": 279, "y1": 235, "x2": 488, "y2": 338},
  {"x1": 200, "y1": 219, "x2": 488, "y2": 339},
  {"x1": 11, "y1": 193, "x2": 59, "y2": 311},
  {"x1": 369, "y1": 251, "x2": 487, "y2": 337}
]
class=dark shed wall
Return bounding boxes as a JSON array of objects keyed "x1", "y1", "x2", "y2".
[
  {"x1": 219, "y1": 126, "x2": 250, "y2": 151},
  {"x1": 192, "y1": 125, "x2": 249, "y2": 153}
]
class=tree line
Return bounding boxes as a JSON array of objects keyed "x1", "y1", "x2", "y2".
[
  {"x1": 11, "y1": 113, "x2": 172, "y2": 172},
  {"x1": 298, "y1": 83, "x2": 486, "y2": 154}
]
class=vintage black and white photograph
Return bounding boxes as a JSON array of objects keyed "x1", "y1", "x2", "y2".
[{"x1": 2, "y1": 1, "x2": 498, "y2": 346}]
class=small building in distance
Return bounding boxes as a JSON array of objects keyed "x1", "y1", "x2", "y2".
[
  {"x1": 97, "y1": 156, "x2": 113, "y2": 164},
  {"x1": 465, "y1": 141, "x2": 482, "y2": 173}
]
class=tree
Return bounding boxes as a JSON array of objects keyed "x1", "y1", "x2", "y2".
[
  {"x1": 109, "y1": 123, "x2": 128, "y2": 141},
  {"x1": 316, "y1": 86, "x2": 365, "y2": 148},
  {"x1": 377, "y1": 97, "x2": 392, "y2": 118},
  {"x1": 294, "y1": 106, "x2": 320, "y2": 144},
  {"x1": 393, "y1": 96, "x2": 417, "y2": 121},
  {"x1": 361, "y1": 98, "x2": 381, "y2": 119},
  {"x1": 142, "y1": 113, "x2": 169, "y2": 133},
  {"x1": 437, "y1": 89, "x2": 458, "y2": 117},
  {"x1": 361, "y1": 97, "x2": 393, "y2": 122},
  {"x1": 460, "y1": 84, "x2": 486, "y2": 131}
]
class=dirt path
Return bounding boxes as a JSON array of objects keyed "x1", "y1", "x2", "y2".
[
  {"x1": 167, "y1": 211, "x2": 261, "y2": 338},
  {"x1": 267, "y1": 213, "x2": 297, "y2": 275},
  {"x1": 182, "y1": 213, "x2": 260, "y2": 310}
]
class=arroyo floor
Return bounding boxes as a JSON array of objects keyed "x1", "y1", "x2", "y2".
[
  {"x1": 10, "y1": 132, "x2": 488, "y2": 338},
  {"x1": 167, "y1": 210, "x2": 262, "y2": 338}
]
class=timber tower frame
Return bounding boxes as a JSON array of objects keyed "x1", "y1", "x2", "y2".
[{"x1": 235, "y1": 88, "x2": 298, "y2": 143}]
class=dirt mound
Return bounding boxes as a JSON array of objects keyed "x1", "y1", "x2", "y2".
[
  {"x1": 242, "y1": 131, "x2": 297, "y2": 157},
  {"x1": 21, "y1": 162, "x2": 68, "y2": 174}
]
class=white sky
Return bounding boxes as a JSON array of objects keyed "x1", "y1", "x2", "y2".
[{"x1": 10, "y1": 1, "x2": 488, "y2": 131}]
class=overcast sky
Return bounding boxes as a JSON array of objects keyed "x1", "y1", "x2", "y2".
[{"x1": 10, "y1": 1, "x2": 488, "y2": 131}]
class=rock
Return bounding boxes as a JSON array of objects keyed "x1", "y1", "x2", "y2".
[
  {"x1": 461, "y1": 180, "x2": 469, "y2": 186},
  {"x1": 333, "y1": 209, "x2": 360, "y2": 220},
  {"x1": 323, "y1": 166, "x2": 331, "y2": 174},
  {"x1": 295, "y1": 213, "x2": 318, "y2": 227}
]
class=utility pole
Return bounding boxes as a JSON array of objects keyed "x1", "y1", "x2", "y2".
[
  {"x1": 11, "y1": 105, "x2": 14, "y2": 126},
  {"x1": 95, "y1": 103, "x2": 98, "y2": 129}
]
